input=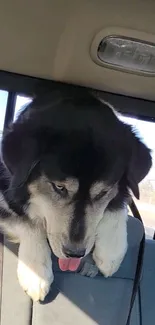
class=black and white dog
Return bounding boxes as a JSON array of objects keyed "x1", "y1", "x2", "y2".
[{"x1": 0, "y1": 85, "x2": 152, "y2": 301}]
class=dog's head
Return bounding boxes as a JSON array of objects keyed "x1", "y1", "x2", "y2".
[{"x1": 2, "y1": 86, "x2": 152, "y2": 260}]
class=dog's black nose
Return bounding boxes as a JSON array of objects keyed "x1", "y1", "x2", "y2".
[{"x1": 63, "y1": 247, "x2": 86, "y2": 258}]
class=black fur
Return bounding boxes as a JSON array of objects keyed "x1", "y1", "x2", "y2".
[
  {"x1": 0, "y1": 160, "x2": 10, "y2": 192},
  {"x1": 0, "y1": 85, "x2": 152, "y2": 241}
]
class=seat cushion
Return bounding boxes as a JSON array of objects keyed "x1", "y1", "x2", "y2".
[
  {"x1": 32, "y1": 271, "x2": 140, "y2": 325},
  {"x1": 0, "y1": 215, "x2": 148, "y2": 325},
  {"x1": 0, "y1": 240, "x2": 32, "y2": 325},
  {"x1": 32, "y1": 216, "x2": 143, "y2": 325}
]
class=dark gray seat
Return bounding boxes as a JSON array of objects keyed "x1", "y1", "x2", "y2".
[{"x1": 1, "y1": 216, "x2": 155, "y2": 325}]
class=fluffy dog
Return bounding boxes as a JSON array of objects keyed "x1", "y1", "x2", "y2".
[{"x1": 0, "y1": 84, "x2": 152, "y2": 301}]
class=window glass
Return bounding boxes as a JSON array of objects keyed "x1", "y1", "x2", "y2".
[
  {"x1": 14, "y1": 95, "x2": 32, "y2": 121},
  {"x1": 119, "y1": 115, "x2": 155, "y2": 238},
  {"x1": 0, "y1": 90, "x2": 8, "y2": 133}
]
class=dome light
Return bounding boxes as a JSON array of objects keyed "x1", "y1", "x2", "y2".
[{"x1": 98, "y1": 36, "x2": 155, "y2": 74}]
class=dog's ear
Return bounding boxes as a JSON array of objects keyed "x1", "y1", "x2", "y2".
[
  {"x1": 2, "y1": 123, "x2": 38, "y2": 188},
  {"x1": 127, "y1": 134, "x2": 152, "y2": 199}
]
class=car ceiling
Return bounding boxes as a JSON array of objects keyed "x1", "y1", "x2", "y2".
[{"x1": 1, "y1": 0, "x2": 155, "y2": 101}]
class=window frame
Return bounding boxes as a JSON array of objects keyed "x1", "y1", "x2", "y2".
[{"x1": 0, "y1": 69, "x2": 155, "y2": 124}]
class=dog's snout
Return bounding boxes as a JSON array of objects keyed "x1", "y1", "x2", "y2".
[{"x1": 63, "y1": 246, "x2": 86, "y2": 258}]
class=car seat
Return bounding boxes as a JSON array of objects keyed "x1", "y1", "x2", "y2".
[{"x1": 0, "y1": 213, "x2": 154, "y2": 325}]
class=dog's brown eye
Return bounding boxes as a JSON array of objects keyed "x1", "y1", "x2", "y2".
[{"x1": 51, "y1": 182, "x2": 67, "y2": 197}]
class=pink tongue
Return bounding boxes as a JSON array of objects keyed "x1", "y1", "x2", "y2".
[{"x1": 58, "y1": 258, "x2": 81, "y2": 271}]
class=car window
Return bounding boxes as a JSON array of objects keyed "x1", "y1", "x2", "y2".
[
  {"x1": 119, "y1": 115, "x2": 155, "y2": 238},
  {"x1": 14, "y1": 95, "x2": 32, "y2": 121},
  {"x1": 0, "y1": 90, "x2": 8, "y2": 133}
]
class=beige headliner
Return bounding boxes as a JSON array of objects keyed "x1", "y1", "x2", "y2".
[{"x1": 1, "y1": 0, "x2": 155, "y2": 100}]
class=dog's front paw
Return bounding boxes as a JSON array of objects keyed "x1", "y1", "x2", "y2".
[
  {"x1": 78, "y1": 254, "x2": 98, "y2": 278},
  {"x1": 93, "y1": 250, "x2": 125, "y2": 278},
  {"x1": 93, "y1": 208, "x2": 128, "y2": 277},
  {"x1": 17, "y1": 260, "x2": 53, "y2": 301},
  {"x1": 17, "y1": 240, "x2": 53, "y2": 301}
]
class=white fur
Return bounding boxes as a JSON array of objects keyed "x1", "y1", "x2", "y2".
[
  {"x1": 0, "y1": 192, "x2": 53, "y2": 302},
  {"x1": 0, "y1": 182, "x2": 126, "y2": 301},
  {"x1": 17, "y1": 227, "x2": 53, "y2": 301},
  {"x1": 27, "y1": 179, "x2": 119, "y2": 260},
  {"x1": 93, "y1": 208, "x2": 128, "y2": 277}
]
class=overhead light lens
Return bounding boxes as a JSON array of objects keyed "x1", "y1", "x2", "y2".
[{"x1": 98, "y1": 36, "x2": 155, "y2": 74}]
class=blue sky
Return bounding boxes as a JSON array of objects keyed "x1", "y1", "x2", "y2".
[{"x1": 0, "y1": 90, "x2": 155, "y2": 180}]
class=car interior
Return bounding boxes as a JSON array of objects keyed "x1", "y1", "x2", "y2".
[{"x1": 0, "y1": 1, "x2": 155, "y2": 324}]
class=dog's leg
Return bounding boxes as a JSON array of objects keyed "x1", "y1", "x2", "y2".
[
  {"x1": 0, "y1": 203, "x2": 53, "y2": 301},
  {"x1": 17, "y1": 225, "x2": 53, "y2": 302},
  {"x1": 93, "y1": 207, "x2": 128, "y2": 277}
]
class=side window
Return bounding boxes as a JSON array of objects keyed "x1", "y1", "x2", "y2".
[
  {"x1": 0, "y1": 90, "x2": 8, "y2": 133},
  {"x1": 119, "y1": 115, "x2": 155, "y2": 238},
  {"x1": 0, "y1": 92, "x2": 32, "y2": 150},
  {"x1": 14, "y1": 95, "x2": 32, "y2": 121}
]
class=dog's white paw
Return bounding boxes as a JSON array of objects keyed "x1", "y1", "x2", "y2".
[
  {"x1": 93, "y1": 208, "x2": 128, "y2": 278},
  {"x1": 17, "y1": 240, "x2": 53, "y2": 301},
  {"x1": 17, "y1": 260, "x2": 53, "y2": 301},
  {"x1": 93, "y1": 250, "x2": 125, "y2": 277}
]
